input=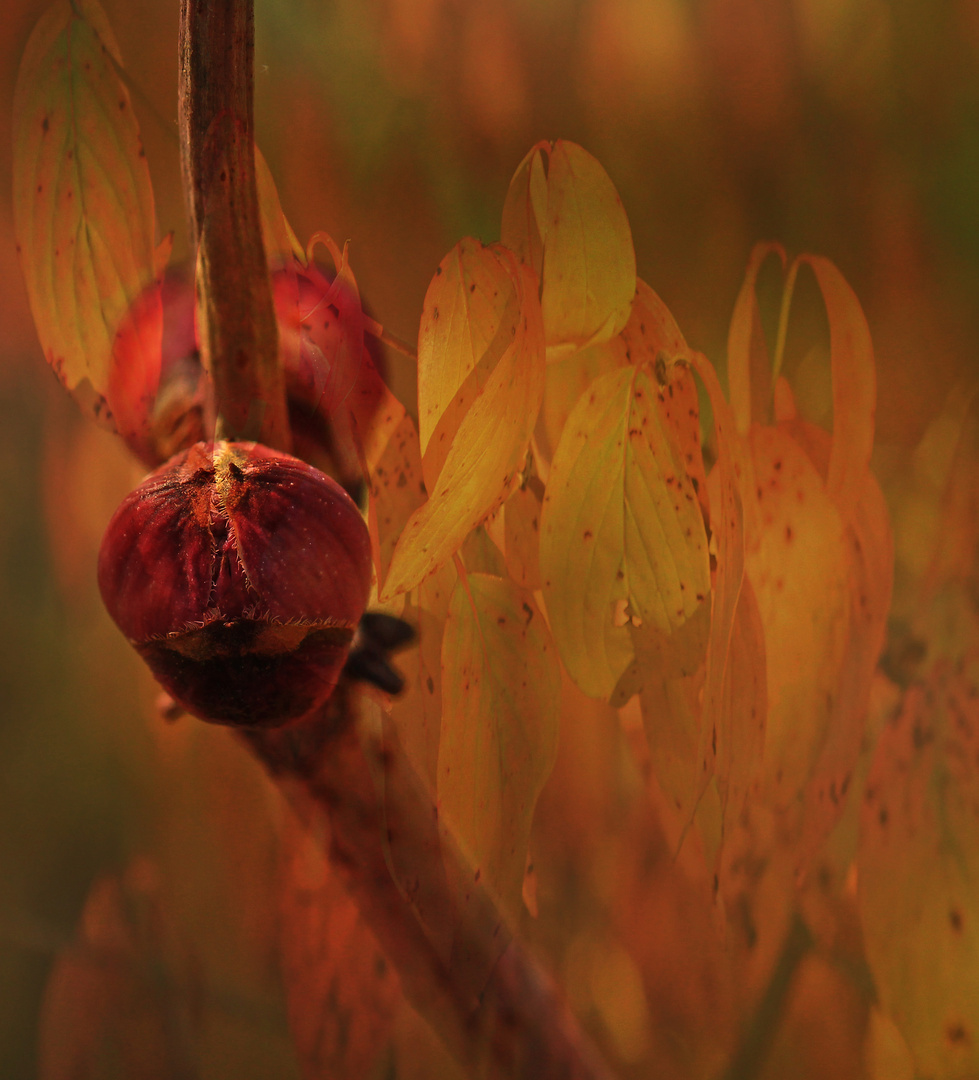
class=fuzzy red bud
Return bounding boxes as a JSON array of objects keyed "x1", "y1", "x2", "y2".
[{"x1": 98, "y1": 441, "x2": 372, "y2": 727}]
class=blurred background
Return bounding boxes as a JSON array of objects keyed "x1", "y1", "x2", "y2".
[{"x1": 1, "y1": 0, "x2": 977, "y2": 1075}]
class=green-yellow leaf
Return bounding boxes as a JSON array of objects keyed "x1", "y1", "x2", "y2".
[
  {"x1": 859, "y1": 660, "x2": 979, "y2": 1080},
  {"x1": 380, "y1": 259, "x2": 544, "y2": 600},
  {"x1": 438, "y1": 574, "x2": 561, "y2": 923},
  {"x1": 13, "y1": 0, "x2": 162, "y2": 429},
  {"x1": 501, "y1": 140, "x2": 636, "y2": 361},
  {"x1": 540, "y1": 364, "x2": 711, "y2": 700}
]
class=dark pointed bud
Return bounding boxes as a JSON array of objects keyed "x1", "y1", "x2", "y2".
[{"x1": 98, "y1": 441, "x2": 372, "y2": 727}]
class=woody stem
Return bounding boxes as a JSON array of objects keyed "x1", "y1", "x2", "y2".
[{"x1": 177, "y1": 0, "x2": 290, "y2": 450}]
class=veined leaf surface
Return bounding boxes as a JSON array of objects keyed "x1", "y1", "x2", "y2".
[
  {"x1": 13, "y1": 0, "x2": 162, "y2": 430},
  {"x1": 540, "y1": 364, "x2": 710, "y2": 700},
  {"x1": 536, "y1": 278, "x2": 689, "y2": 466},
  {"x1": 380, "y1": 258, "x2": 544, "y2": 600},
  {"x1": 438, "y1": 574, "x2": 561, "y2": 923},
  {"x1": 417, "y1": 239, "x2": 520, "y2": 489},
  {"x1": 502, "y1": 140, "x2": 635, "y2": 360}
]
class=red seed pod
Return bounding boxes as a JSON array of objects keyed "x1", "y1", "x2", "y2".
[{"x1": 98, "y1": 441, "x2": 372, "y2": 727}]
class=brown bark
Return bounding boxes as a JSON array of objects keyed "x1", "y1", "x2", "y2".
[{"x1": 177, "y1": 0, "x2": 289, "y2": 449}]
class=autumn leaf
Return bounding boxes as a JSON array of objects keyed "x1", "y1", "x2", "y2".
[
  {"x1": 255, "y1": 146, "x2": 305, "y2": 268},
  {"x1": 859, "y1": 659, "x2": 979, "y2": 1080},
  {"x1": 388, "y1": 561, "x2": 458, "y2": 789},
  {"x1": 536, "y1": 278, "x2": 689, "y2": 465},
  {"x1": 13, "y1": 0, "x2": 165, "y2": 437},
  {"x1": 380, "y1": 250, "x2": 544, "y2": 600},
  {"x1": 784, "y1": 417, "x2": 894, "y2": 861},
  {"x1": 686, "y1": 350, "x2": 745, "y2": 801},
  {"x1": 438, "y1": 574, "x2": 561, "y2": 923},
  {"x1": 726, "y1": 242, "x2": 785, "y2": 435},
  {"x1": 744, "y1": 423, "x2": 851, "y2": 808},
  {"x1": 714, "y1": 574, "x2": 767, "y2": 847},
  {"x1": 367, "y1": 410, "x2": 427, "y2": 588},
  {"x1": 502, "y1": 472, "x2": 544, "y2": 591},
  {"x1": 417, "y1": 238, "x2": 520, "y2": 486},
  {"x1": 798, "y1": 255, "x2": 876, "y2": 519},
  {"x1": 540, "y1": 363, "x2": 710, "y2": 701},
  {"x1": 502, "y1": 140, "x2": 636, "y2": 360}
]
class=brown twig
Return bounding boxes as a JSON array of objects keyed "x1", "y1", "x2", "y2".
[
  {"x1": 244, "y1": 687, "x2": 618, "y2": 1080},
  {"x1": 177, "y1": 3, "x2": 617, "y2": 1075},
  {"x1": 177, "y1": 0, "x2": 289, "y2": 449}
]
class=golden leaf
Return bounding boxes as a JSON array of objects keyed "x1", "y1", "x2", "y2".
[
  {"x1": 502, "y1": 140, "x2": 636, "y2": 360},
  {"x1": 380, "y1": 254, "x2": 544, "y2": 600},
  {"x1": 541, "y1": 364, "x2": 710, "y2": 700},
  {"x1": 438, "y1": 574, "x2": 561, "y2": 923},
  {"x1": 13, "y1": 0, "x2": 163, "y2": 434}
]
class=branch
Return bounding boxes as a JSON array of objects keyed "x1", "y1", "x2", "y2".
[
  {"x1": 177, "y1": 0, "x2": 289, "y2": 449},
  {"x1": 176, "y1": 4, "x2": 615, "y2": 1074},
  {"x1": 244, "y1": 687, "x2": 619, "y2": 1080}
]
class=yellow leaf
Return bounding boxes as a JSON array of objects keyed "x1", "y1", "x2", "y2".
[
  {"x1": 255, "y1": 146, "x2": 305, "y2": 267},
  {"x1": 367, "y1": 410, "x2": 426, "y2": 588},
  {"x1": 745, "y1": 423, "x2": 851, "y2": 807},
  {"x1": 859, "y1": 660, "x2": 979, "y2": 1080},
  {"x1": 786, "y1": 418, "x2": 895, "y2": 862},
  {"x1": 727, "y1": 242, "x2": 785, "y2": 434},
  {"x1": 687, "y1": 351, "x2": 746, "y2": 797},
  {"x1": 499, "y1": 141, "x2": 546, "y2": 282},
  {"x1": 380, "y1": 257, "x2": 544, "y2": 600},
  {"x1": 438, "y1": 574, "x2": 561, "y2": 922},
  {"x1": 501, "y1": 140, "x2": 636, "y2": 360},
  {"x1": 540, "y1": 364, "x2": 711, "y2": 700},
  {"x1": 417, "y1": 239, "x2": 519, "y2": 488},
  {"x1": 389, "y1": 561, "x2": 457, "y2": 789},
  {"x1": 536, "y1": 277, "x2": 689, "y2": 465},
  {"x1": 13, "y1": 0, "x2": 162, "y2": 431},
  {"x1": 503, "y1": 473, "x2": 544, "y2": 591},
  {"x1": 536, "y1": 335, "x2": 630, "y2": 465}
]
